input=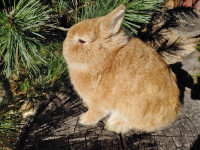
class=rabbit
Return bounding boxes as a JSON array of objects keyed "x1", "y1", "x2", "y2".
[{"x1": 63, "y1": 4, "x2": 181, "y2": 134}]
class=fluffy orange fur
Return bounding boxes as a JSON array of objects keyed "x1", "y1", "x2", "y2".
[{"x1": 63, "y1": 4, "x2": 181, "y2": 133}]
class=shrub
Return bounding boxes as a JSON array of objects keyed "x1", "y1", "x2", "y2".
[
  {"x1": 79, "y1": 0, "x2": 165, "y2": 35},
  {"x1": 0, "y1": 0, "x2": 52, "y2": 78}
]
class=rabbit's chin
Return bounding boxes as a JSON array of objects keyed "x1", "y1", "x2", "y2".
[{"x1": 67, "y1": 62, "x2": 89, "y2": 71}]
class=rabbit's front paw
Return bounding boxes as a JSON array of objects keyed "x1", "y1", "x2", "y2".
[
  {"x1": 79, "y1": 112, "x2": 96, "y2": 125},
  {"x1": 79, "y1": 109, "x2": 107, "y2": 125}
]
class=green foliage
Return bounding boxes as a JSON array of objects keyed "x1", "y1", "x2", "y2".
[
  {"x1": 12, "y1": 42, "x2": 68, "y2": 101},
  {"x1": 35, "y1": 42, "x2": 68, "y2": 87},
  {"x1": 45, "y1": 0, "x2": 79, "y2": 26},
  {"x1": 79, "y1": 0, "x2": 165, "y2": 35},
  {"x1": 124, "y1": 0, "x2": 164, "y2": 34},
  {"x1": 51, "y1": 0, "x2": 76, "y2": 14},
  {"x1": 0, "y1": 40, "x2": 67, "y2": 149},
  {"x1": 46, "y1": 52, "x2": 68, "y2": 85},
  {"x1": 197, "y1": 42, "x2": 200, "y2": 51},
  {"x1": 44, "y1": 0, "x2": 165, "y2": 35},
  {"x1": 20, "y1": 81, "x2": 29, "y2": 93},
  {"x1": 0, "y1": 0, "x2": 52, "y2": 78},
  {"x1": 0, "y1": 97, "x2": 24, "y2": 149}
]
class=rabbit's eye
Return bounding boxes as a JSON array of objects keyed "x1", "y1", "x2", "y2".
[{"x1": 79, "y1": 39, "x2": 86, "y2": 44}]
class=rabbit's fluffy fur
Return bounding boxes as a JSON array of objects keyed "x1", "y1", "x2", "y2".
[{"x1": 63, "y1": 4, "x2": 180, "y2": 133}]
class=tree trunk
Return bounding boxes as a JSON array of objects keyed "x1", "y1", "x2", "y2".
[{"x1": 15, "y1": 86, "x2": 200, "y2": 150}]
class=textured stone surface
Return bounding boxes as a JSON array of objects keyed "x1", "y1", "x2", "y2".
[
  {"x1": 139, "y1": 8, "x2": 200, "y2": 64},
  {"x1": 182, "y1": 51, "x2": 200, "y2": 75}
]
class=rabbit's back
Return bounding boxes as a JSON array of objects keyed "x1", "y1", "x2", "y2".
[{"x1": 89, "y1": 37, "x2": 180, "y2": 131}]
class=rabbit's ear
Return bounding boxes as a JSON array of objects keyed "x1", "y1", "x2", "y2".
[{"x1": 102, "y1": 4, "x2": 125, "y2": 35}]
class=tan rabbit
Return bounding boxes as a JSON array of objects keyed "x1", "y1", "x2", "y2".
[{"x1": 63, "y1": 4, "x2": 181, "y2": 133}]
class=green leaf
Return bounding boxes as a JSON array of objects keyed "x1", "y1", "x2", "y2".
[
  {"x1": 20, "y1": 82, "x2": 29, "y2": 93},
  {"x1": 0, "y1": 11, "x2": 7, "y2": 18},
  {"x1": 197, "y1": 42, "x2": 200, "y2": 51}
]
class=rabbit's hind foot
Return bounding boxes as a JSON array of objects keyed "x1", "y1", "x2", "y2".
[{"x1": 105, "y1": 112, "x2": 132, "y2": 134}]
